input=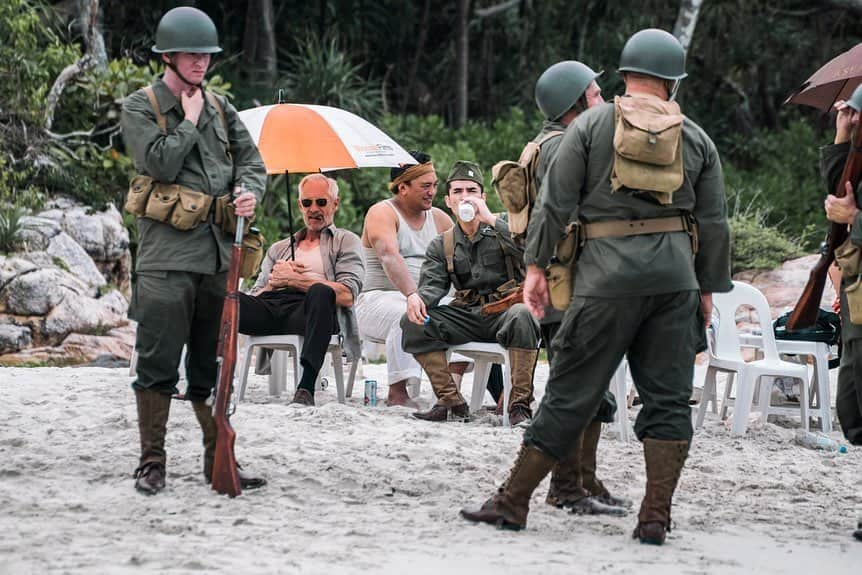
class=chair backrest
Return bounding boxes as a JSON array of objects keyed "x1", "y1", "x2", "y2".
[{"x1": 710, "y1": 281, "x2": 781, "y2": 363}]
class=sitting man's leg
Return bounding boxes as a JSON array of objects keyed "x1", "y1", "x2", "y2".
[
  {"x1": 494, "y1": 303, "x2": 541, "y2": 426},
  {"x1": 356, "y1": 291, "x2": 421, "y2": 408}
]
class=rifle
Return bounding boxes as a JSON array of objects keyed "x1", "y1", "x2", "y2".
[
  {"x1": 211, "y1": 214, "x2": 245, "y2": 497},
  {"x1": 787, "y1": 123, "x2": 862, "y2": 330}
]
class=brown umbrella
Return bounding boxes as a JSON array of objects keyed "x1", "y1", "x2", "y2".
[{"x1": 785, "y1": 43, "x2": 862, "y2": 111}]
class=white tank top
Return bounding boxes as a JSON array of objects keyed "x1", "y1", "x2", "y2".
[{"x1": 363, "y1": 198, "x2": 439, "y2": 291}]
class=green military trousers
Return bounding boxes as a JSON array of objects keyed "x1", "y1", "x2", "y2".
[
  {"x1": 129, "y1": 270, "x2": 227, "y2": 402},
  {"x1": 543, "y1": 321, "x2": 617, "y2": 424},
  {"x1": 525, "y1": 290, "x2": 701, "y2": 460},
  {"x1": 836, "y1": 338, "x2": 862, "y2": 445},
  {"x1": 401, "y1": 302, "x2": 540, "y2": 355}
]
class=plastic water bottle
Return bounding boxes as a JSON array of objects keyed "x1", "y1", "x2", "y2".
[
  {"x1": 458, "y1": 201, "x2": 475, "y2": 222},
  {"x1": 794, "y1": 429, "x2": 848, "y2": 453}
]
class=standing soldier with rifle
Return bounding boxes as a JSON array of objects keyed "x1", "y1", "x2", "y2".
[
  {"x1": 462, "y1": 29, "x2": 732, "y2": 545},
  {"x1": 121, "y1": 6, "x2": 267, "y2": 494}
]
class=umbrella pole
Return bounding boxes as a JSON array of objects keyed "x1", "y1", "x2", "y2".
[{"x1": 285, "y1": 170, "x2": 295, "y2": 261}]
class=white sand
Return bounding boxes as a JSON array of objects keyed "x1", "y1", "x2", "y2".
[{"x1": 0, "y1": 362, "x2": 859, "y2": 575}]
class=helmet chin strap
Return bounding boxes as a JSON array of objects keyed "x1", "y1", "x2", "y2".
[
  {"x1": 668, "y1": 80, "x2": 681, "y2": 102},
  {"x1": 165, "y1": 55, "x2": 203, "y2": 89}
]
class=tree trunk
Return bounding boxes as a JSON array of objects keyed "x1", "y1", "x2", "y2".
[
  {"x1": 672, "y1": 0, "x2": 704, "y2": 53},
  {"x1": 242, "y1": 1, "x2": 260, "y2": 73},
  {"x1": 78, "y1": 0, "x2": 107, "y2": 67},
  {"x1": 258, "y1": 0, "x2": 278, "y2": 85},
  {"x1": 455, "y1": 0, "x2": 471, "y2": 127},
  {"x1": 402, "y1": 0, "x2": 432, "y2": 114}
]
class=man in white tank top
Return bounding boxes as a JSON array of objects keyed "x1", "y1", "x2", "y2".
[{"x1": 356, "y1": 151, "x2": 455, "y2": 407}]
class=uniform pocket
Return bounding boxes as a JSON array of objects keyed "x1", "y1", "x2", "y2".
[
  {"x1": 170, "y1": 188, "x2": 213, "y2": 231},
  {"x1": 125, "y1": 175, "x2": 154, "y2": 216},
  {"x1": 144, "y1": 185, "x2": 179, "y2": 222}
]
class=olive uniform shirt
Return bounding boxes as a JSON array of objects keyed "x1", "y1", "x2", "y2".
[
  {"x1": 121, "y1": 78, "x2": 267, "y2": 274},
  {"x1": 822, "y1": 141, "x2": 862, "y2": 341},
  {"x1": 526, "y1": 100, "x2": 732, "y2": 297},
  {"x1": 417, "y1": 217, "x2": 524, "y2": 309}
]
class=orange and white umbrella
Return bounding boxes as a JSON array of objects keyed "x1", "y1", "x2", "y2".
[{"x1": 238, "y1": 103, "x2": 415, "y2": 174}]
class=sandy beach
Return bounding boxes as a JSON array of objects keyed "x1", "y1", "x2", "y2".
[{"x1": 0, "y1": 361, "x2": 859, "y2": 575}]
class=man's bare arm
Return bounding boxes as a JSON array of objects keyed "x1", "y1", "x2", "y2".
[{"x1": 365, "y1": 203, "x2": 419, "y2": 295}]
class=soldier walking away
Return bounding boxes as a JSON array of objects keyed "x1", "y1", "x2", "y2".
[
  {"x1": 121, "y1": 7, "x2": 267, "y2": 494},
  {"x1": 531, "y1": 61, "x2": 629, "y2": 516},
  {"x1": 461, "y1": 29, "x2": 731, "y2": 545},
  {"x1": 402, "y1": 162, "x2": 541, "y2": 424}
]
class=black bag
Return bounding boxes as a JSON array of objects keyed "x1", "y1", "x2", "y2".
[{"x1": 773, "y1": 308, "x2": 841, "y2": 369}]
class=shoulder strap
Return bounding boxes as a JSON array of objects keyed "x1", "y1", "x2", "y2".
[
  {"x1": 143, "y1": 86, "x2": 166, "y2": 135},
  {"x1": 443, "y1": 228, "x2": 455, "y2": 274},
  {"x1": 205, "y1": 91, "x2": 232, "y2": 157},
  {"x1": 495, "y1": 234, "x2": 517, "y2": 282},
  {"x1": 536, "y1": 130, "x2": 564, "y2": 147}
]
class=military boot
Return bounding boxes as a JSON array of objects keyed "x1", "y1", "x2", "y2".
[
  {"x1": 412, "y1": 351, "x2": 469, "y2": 422},
  {"x1": 633, "y1": 438, "x2": 690, "y2": 545},
  {"x1": 581, "y1": 420, "x2": 632, "y2": 509},
  {"x1": 192, "y1": 401, "x2": 267, "y2": 490},
  {"x1": 133, "y1": 389, "x2": 171, "y2": 495},
  {"x1": 507, "y1": 348, "x2": 538, "y2": 426},
  {"x1": 546, "y1": 434, "x2": 627, "y2": 516},
  {"x1": 460, "y1": 443, "x2": 555, "y2": 530}
]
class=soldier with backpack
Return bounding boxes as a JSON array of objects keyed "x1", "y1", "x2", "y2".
[
  {"x1": 121, "y1": 6, "x2": 267, "y2": 495},
  {"x1": 501, "y1": 61, "x2": 629, "y2": 515},
  {"x1": 462, "y1": 29, "x2": 732, "y2": 545},
  {"x1": 401, "y1": 161, "x2": 541, "y2": 425}
]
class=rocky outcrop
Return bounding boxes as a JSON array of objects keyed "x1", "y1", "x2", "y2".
[
  {"x1": 734, "y1": 254, "x2": 837, "y2": 320},
  {"x1": 0, "y1": 198, "x2": 133, "y2": 366}
]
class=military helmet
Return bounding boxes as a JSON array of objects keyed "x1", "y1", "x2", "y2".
[
  {"x1": 152, "y1": 7, "x2": 222, "y2": 54},
  {"x1": 618, "y1": 28, "x2": 687, "y2": 81},
  {"x1": 535, "y1": 61, "x2": 603, "y2": 121},
  {"x1": 847, "y1": 84, "x2": 862, "y2": 112},
  {"x1": 446, "y1": 160, "x2": 484, "y2": 189}
]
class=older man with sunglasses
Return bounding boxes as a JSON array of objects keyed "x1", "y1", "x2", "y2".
[{"x1": 239, "y1": 174, "x2": 364, "y2": 406}]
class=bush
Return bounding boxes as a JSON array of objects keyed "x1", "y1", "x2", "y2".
[{"x1": 728, "y1": 193, "x2": 805, "y2": 275}]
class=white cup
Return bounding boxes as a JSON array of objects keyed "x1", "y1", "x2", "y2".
[{"x1": 458, "y1": 201, "x2": 475, "y2": 222}]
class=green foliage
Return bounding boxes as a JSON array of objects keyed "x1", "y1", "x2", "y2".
[
  {"x1": 727, "y1": 194, "x2": 805, "y2": 275},
  {"x1": 723, "y1": 120, "x2": 825, "y2": 250},
  {"x1": 0, "y1": 205, "x2": 27, "y2": 254},
  {"x1": 280, "y1": 34, "x2": 382, "y2": 118}
]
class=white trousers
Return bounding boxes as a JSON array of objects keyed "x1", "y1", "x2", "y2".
[{"x1": 355, "y1": 290, "x2": 421, "y2": 387}]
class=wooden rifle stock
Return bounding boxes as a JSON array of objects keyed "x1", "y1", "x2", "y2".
[
  {"x1": 211, "y1": 217, "x2": 245, "y2": 497},
  {"x1": 787, "y1": 124, "x2": 862, "y2": 330}
]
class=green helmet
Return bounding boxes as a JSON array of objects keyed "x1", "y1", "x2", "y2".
[
  {"x1": 152, "y1": 7, "x2": 222, "y2": 54},
  {"x1": 618, "y1": 28, "x2": 687, "y2": 81},
  {"x1": 535, "y1": 61, "x2": 603, "y2": 121},
  {"x1": 847, "y1": 84, "x2": 862, "y2": 112}
]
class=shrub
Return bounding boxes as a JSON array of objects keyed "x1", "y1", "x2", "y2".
[{"x1": 727, "y1": 192, "x2": 805, "y2": 275}]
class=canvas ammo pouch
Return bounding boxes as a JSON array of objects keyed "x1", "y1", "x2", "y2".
[
  {"x1": 546, "y1": 222, "x2": 581, "y2": 311},
  {"x1": 214, "y1": 194, "x2": 256, "y2": 235},
  {"x1": 241, "y1": 227, "x2": 266, "y2": 278},
  {"x1": 835, "y1": 236, "x2": 862, "y2": 324},
  {"x1": 125, "y1": 176, "x2": 213, "y2": 231},
  {"x1": 611, "y1": 95, "x2": 685, "y2": 205}
]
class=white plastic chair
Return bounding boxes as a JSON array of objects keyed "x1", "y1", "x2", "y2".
[
  {"x1": 445, "y1": 342, "x2": 513, "y2": 428},
  {"x1": 696, "y1": 281, "x2": 808, "y2": 436},
  {"x1": 610, "y1": 358, "x2": 631, "y2": 442},
  {"x1": 236, "y1": 334, "x2": 358, "y2": 404},
  {"x1": 738, "y1": 334, "x2": 834, "y2": 433}
]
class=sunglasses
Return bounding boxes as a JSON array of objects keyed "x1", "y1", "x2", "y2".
[{"x1": 300, "y1": 198, "x2": 329, "y2": 208}]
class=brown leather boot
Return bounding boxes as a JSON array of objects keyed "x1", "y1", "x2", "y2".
[
  {"x1": 546, "y1": 433, "x2": 626, "y2": 516},
  {"x1": 507, "y1": 348, "x2": 537, "y2": 417},
  {"x1": 581, "y1": 420, "x2": 632, "y2": 508},
  {"x1": 134, "y1": 389, "x2": 171, "y2": 495},
  {"x1": 460, "y1": 443, "x2": 555, "y2": 530},
  {"x1": 413, "y1": 351, "x2": 469, "y2": 422},
  {"x1": 192, "y1": 401, "x2": 267, "y2": 490},
  {"x1": 633, "y1": 438, "x2": 690, "y2": 545}
]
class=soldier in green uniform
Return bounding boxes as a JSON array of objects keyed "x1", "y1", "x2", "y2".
[
  {"x1": 121, "y1": 6, "x2": 267, "y2": 494},
  {"x1": 462, "y1": 29, "x2": 731, "y2": 545},
  {"x1": 402, "y1": 161, "x2": 541, "y2": 424},
  {"x1": 820, "y1": 84, "x2": 862, "y2": 543},
  {"x1": 531, "y1": 61, "x2": 629, "y2": 516}
]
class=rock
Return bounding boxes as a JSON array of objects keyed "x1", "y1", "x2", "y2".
[
  {"x1": 46, "y1": 232, "x2": 106, "y2": 289},
  {"x1": 16, "y1": 216, "x2": 61, "y2": 251},
  {"x1": 0, "y1": 323, "x2": 31, "y2": 354},
  {"x1": 62, "y1": 205, "x2": 129, "y2": 262},
  {"x1": 733, "y1": 254, "x2": 836, "y2": 319},
  {"x1": 3, "y1": 268, "x2": 85, "y2": 316},
  {"x1": 0, "y1": 322, "x2": 134, "y2": 366},
  {"x1": 43, "y1": 291, "x2": 127, "y2": 339},
  {"x1": 0, "y1": 257, "x2": 38, "y2": 291}
]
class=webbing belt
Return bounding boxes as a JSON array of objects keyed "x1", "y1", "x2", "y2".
[{"x1": 581, "y1": 216, "x2": 688, "y2": 240}]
